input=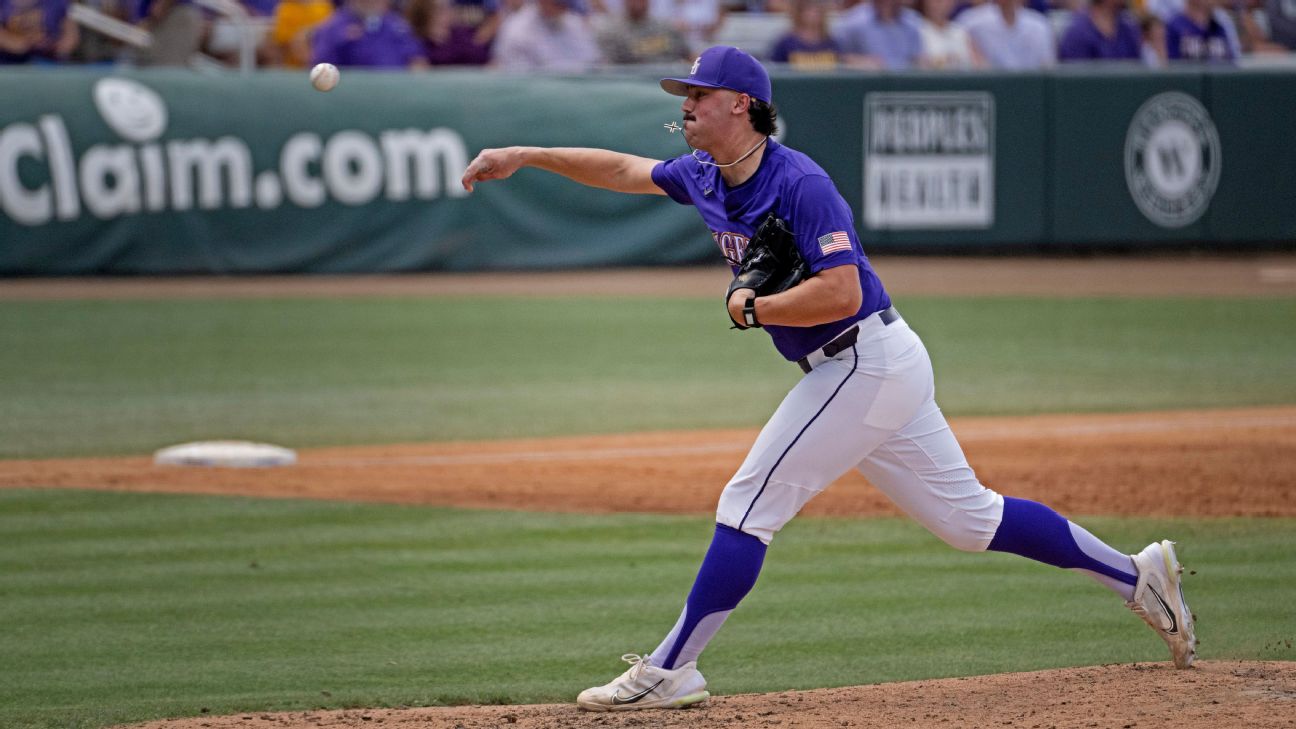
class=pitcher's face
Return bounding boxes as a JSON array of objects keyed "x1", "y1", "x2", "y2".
[{"x1": 680, "y1": 86, "x2": 748, "y2": 152}]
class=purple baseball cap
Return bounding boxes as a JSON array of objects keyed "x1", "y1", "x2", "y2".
[{"x1": 660, "y1": 46, "x2": 772, "y2": 105}]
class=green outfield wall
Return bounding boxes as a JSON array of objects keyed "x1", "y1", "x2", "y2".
[{"x1": 1, "y1": 66, "x2": 1292, "y2": 274}]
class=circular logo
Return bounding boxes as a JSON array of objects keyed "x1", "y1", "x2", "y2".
[
  {"x1": 93, "y1": 78, "x2": 168, "y2": 143},
  {"x1": 1124, "y1": 92, "x2": 1221, "y2": 228}
]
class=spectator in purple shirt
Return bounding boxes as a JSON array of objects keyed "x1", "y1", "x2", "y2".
[
  {"x1": 242, "y1": 0, "x2": 281, "y2": 15},
  {"x1": 1166, "y1": 0, "x2": 1236, "y2": 60},
  {"x1": 835, "y1": 0, "x2": 924, "y2": 69},
  {"x1": 406, "y1": 0, "x2": 495, "y2": 65},
  {"x1": 312, "y1": 0, "x2": 428, "y2": 67},
  {"x1": 0, "y1": 0, "x2": 79, "y2": 63},
  {"x1": 769, "y1": 0, "x2": 841, "y2": 68},
  {"x1": 1058, "y1": 0, "x2": 1143, "y2": 61}
]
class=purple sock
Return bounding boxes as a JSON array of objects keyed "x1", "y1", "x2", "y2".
[
  {"x1": 988, "y1": 497, "x2": 1136, "y2": 596},
  {"x1": 650, "y1": 524, "x2": 767, "y2": 670}
]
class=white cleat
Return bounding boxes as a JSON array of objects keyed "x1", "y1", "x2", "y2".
[
  {"x1": 576, "y1": 653, "x2": 710, "y2": 711},
  {"x1": 1127, "y1": 540, "x2": 1197, "y2": 669}
]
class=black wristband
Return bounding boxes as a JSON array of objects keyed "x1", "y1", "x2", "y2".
[{"x1": 742, "y1": 296, "x2": 761, "y2": 328}]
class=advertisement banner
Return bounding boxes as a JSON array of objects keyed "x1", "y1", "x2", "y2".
[
  {"x1": 2, "y1": 67, "x2": 1293, "y2": 272},
  {"x1": 863, "y1": 91, "x2": 995, "y2": 230},
  {"x1": 0, "y1": 68, "x2": 705, "y2": 274}
]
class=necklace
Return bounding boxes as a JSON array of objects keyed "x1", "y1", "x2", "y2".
[
  {"x1": 691, "y1": 136, "x2": 769, "y2": 168},
  {"x1": 661, "y1": 121, "x2": 769, "y2": 169}
]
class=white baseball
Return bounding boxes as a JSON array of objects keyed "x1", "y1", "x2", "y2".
[{"x1": 310, "y1": 63, "x2": 339, "y2": 92}]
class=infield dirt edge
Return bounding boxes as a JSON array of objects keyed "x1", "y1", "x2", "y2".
[{"x1": 116, "y1": 660, "x2": 1296, "y2": 729}]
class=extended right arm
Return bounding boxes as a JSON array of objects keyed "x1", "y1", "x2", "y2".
[{"x1": 461, "y1": 146, "x2": 666, "y2": 195}]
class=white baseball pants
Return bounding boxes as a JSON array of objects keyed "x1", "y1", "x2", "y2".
[{"x1": 717, "y1": 311, "x2": 1005, "y2": 549}]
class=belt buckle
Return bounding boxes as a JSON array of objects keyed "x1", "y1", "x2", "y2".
[{"x1": 798, "y1": 325, "x2": 859, "y2": 373}]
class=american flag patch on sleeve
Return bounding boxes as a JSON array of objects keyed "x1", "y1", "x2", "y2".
[{"x1": 817, "y1": 231, "x2": 852, "y2": 255}]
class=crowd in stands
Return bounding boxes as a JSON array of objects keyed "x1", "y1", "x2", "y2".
[{"x1": 2, "y1": 0, "x2": 1294, "y2": 69}]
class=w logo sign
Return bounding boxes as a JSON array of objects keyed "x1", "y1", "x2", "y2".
[
  {"x1": 1152, "y1": 138, "x2": 1196, "y2": 191},
  {"x1": 1124, "y1": 92, "x2": 1221, "y2": 228}
]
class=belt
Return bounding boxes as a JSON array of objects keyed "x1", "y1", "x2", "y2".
[{"x1": 796, "y1": 306, "x2": 899, "y2": 374}]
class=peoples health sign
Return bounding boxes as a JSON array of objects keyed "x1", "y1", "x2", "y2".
[{"x1": 862, "y1": 92, "x2": 995, "y2": 230}]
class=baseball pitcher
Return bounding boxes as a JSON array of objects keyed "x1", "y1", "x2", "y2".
[{"x1": 460, "y1": 46, "x2": 1196, "y2": 712}]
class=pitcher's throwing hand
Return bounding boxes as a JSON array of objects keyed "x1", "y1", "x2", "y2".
[{"x1": 461, "y1": 147, "x2": 528, "y2": 192}]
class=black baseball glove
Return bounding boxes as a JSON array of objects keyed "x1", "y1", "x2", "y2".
[{"x1": 726, "y1": 212, "x2": 810, "y2": 328}]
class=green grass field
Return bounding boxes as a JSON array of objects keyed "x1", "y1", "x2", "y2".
[
  {"x1": 2, "y1": 489, "x2": 1293, "y2": 729},
  {"x1": 1, "y1": 293, "x2": 1293, "y2": 728},
  {"x1": 1, "y1": 296, "x2": 1294, "y2": 458}
]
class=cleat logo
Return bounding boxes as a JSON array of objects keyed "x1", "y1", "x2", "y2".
[
  {"x1": 612, "y1": 679, "x2": 664, "y2": 705},
  {"x1": 1148, "y1": 585, "x2": 1179, "y2": 635}
]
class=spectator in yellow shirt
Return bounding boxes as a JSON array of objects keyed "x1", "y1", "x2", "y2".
[{"x1": 263, "y1": 0, "x2": 333, "y2": 67}]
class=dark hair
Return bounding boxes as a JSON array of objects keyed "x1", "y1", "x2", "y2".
[{"x1": 749, "y1": 100, "x2": 779, "y2": 137}]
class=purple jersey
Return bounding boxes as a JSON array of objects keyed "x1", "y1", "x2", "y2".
[
  {"x1": 0, "y1": 0, "x2": 69, "y2": 38},
  {"x1": 851, "y1": 17, "x2": 924, "y2": 70},
  {"x1": 310, "y1": 7, "x2": 423, "y2": 68},
  {"x1": 243, "y1": 0, "x2": 280, "y2": 16},
  {"x1": 423, "y1": 24, "x2": 491, "y2": 66},
  {"x1": 1057, "y1": 12, "x2": 1142, "y2": 61},
  {"x1": 130, "y1": 0, "x2": 193, "y2": 23},
  {"x1": 651, "y1": 139, "x2": 891, "y2": 362},
  {"x1": 768, "y1": 34, "x2": 841, "y2": 67},
  {"x1": 1165, "y1": 13, "x2": 1235, "y2": 62},
  {"x1": 0, "y1": 0, "x2": 70, "y2": 62}
]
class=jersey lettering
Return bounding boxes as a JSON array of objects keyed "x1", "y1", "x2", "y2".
[
  {"x1": 653, "y1": 141, "x2": 890, "y2": 362},
  {"x1": 713, "y1": 230, "x2": 750, "y2": 265}
]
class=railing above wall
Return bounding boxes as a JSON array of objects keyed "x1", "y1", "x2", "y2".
[
  {"x1": 67, "y1": 3, "x2": 152, "y2": 51},
  {"x1": 192, "y1": 0, "x2": 258, "y2": 74},
  {"x1": 68, "y1": 0, "x2": 260, "y2": 74}
]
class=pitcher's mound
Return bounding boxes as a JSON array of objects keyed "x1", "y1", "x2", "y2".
[{"x1": 121, "y1": 660, "x2": 1296, "y2": 729}]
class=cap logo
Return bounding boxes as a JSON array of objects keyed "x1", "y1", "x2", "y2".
[{"x1": 689, "y1": 57, "x2": 701, "y2": 76}]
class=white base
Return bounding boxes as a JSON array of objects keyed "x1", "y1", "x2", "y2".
[{"x1": 153, "y1": 440, "x2": 296, "y2": 468}]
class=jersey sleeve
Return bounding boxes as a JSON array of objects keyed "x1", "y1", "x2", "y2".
[
  {"x1": 1056, "y1": 20, "x2": 1089, "y2": 60},
  {"x1": 651, "y1": 156, "x2": 696, "y2": 206},
  {"x1": 786, "y1": 174, "x2": 862, "y2": 273},
  {"x1": 310, "y1": 20, "x2": 343, "y2": 66},
  {"x1": 396, "y1": 21, "x2": 424, "y2": 66},
  {"x1": 1165, "y1": 20, "x2": 1184, "y2": 59}
]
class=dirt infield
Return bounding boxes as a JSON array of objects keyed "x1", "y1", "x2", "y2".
[
  {"x1": 4, "y1": 407, "x2": 1295, "y2": 518},
  {"x1": 9, "y1": 257, "x2": 1291, "y2": 729},
  {"x1": 121, "y1": 661, "x2": 1296, "y2": 729}
]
